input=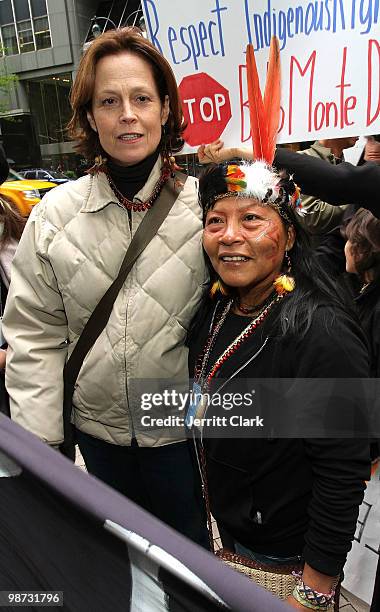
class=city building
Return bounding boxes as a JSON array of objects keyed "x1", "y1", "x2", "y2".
[{"x1": 0, "y1": 0, "x2": 142, "y2": 171}]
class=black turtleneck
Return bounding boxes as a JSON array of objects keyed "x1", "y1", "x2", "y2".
[{"x1": 107, "y1": 148, "x2": 160, "y2": 201}]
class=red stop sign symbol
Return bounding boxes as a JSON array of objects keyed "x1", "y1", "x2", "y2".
[{"x1": 178, "y1": 73, "x2": 232, "y2": 147}]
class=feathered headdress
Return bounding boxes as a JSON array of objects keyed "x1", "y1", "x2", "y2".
[
  {"x1": 199, "y1": 39, "x2": 303, "y2": 299},
  {"x1": 246, "y1": 37, "x2": 303, "y2": 216},
  {"x1": 199, "y1": 37, "x2": 303, "y2": 221}
]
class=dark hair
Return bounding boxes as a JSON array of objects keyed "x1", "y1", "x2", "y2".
[
  {"x1": 197, "y1": 162, "x2": 349, "y2": 339},
  {"x1": 0, "y1": 196, "x2": 26, "y2": 248},
  {"x1": 68, "y1": 27, "x2": 185, "y2": 161},
  {"x1": 278, "y1": 208, "x2": 344, "y2": 337},
  {"x1": 344, "y1": 208, "x2": 380, "y2": 280}
]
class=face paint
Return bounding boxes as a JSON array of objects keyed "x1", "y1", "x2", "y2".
[
  {"x1": 261, "y1": 223, "x2": 284, "y2": 262},
  {"x1": 252, "y1": 221, "x2": 272, "y2": 242},
  {"x1": 203, "y1": 197, "x2": 289, "y2": 302}
]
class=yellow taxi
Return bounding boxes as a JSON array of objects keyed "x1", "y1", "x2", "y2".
[{"x1": 0, "y1": 168, "x2": 57, "y2": 216}]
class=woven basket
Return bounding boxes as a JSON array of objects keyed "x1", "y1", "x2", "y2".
[{"x1": 216, "y1": 549, "x2": 299, "y2": 600}]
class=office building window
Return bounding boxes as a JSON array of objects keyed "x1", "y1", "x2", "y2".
[
  {"x1": 17, "y1": 19, "x2": 34, "y2": 52},
  {"x1": 0, "y1": 0, "x2": 14, "y2": 24},
  {"x1": 0, "y1": 0, "x2": 51, "y2": 55},
  {"x1": 30, "y1": 0, "x2": 47, "y2": 17},
  {"x1": 1, "y1": 23, "x2": 18, "y2": 55},
  {"x1": 14, "y1": 0, "x2": 29, "y2": 21},
  {"x1": 33, "y1": 15, "x2": 49, "y2": 49},
  {"x1": 25, "y1": 74, "x2": 73, "y2": 145}
]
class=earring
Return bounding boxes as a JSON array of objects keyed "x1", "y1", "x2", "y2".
[
  {"x1": 273, "y1": 250, "x2": 295, "y2": 295},
  {"x1": 161, "y1": 123, "x2": 180, "y2": 177},
  {"x1": 210, "y1": 278, "x2": 229, "y2": 298},
  {"x1": 285, "y1": 250, "x2": 292, "y2": 274},
  {"x1": 87, "y1": 154, "x2": 107, "y2": 175},
  {"x1": 87, "y1": 140, "x2": 107, "y2": 175}
]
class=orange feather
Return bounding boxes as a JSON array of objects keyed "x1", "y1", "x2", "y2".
[
  {"x1": 246, "y1": 37, "x2": 281, "y2": 164},
  {"x1": 263, "y1": 36, "x2": 281, "y2": 165},
  {"x1": 246, "y1": 43, "x2": 268, "y2": 161}
]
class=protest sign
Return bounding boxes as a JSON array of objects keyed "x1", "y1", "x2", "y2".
[
  {"x1": 142, "y1": 0, "x2": 380, "y2": 150},
  {"x1": 342, "y1": 462, "x2": 380, "y2": 604}
]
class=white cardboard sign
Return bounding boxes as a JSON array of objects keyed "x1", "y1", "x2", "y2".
[
  {"x1": 142, "y1": 0, "x2": 380, "y2": 150},
  {"x1": 342, "y1": 464, "x2": 380, "y2": 604}
]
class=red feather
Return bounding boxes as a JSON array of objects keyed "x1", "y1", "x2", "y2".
[
  {"x1": 246, "y1": 43, "x2": 268, "y2": 161},
  {"x1": 263, "y1": 37, "x2": 281, "y2": 165},
  {"x1": 246, "y1": 37, "x2": 281, "y2": 164}
]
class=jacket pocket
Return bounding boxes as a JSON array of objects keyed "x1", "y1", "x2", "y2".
[{"x1": 205, "y1": 452, "x2": 260, "y2": 533}]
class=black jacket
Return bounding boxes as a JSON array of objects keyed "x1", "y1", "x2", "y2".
[
  {"x1": 274, "y1": 148, "x2": 380, "y2": 219},
  {"x1": 189, "y1": 299, "x2": 371, "y2": 576}
]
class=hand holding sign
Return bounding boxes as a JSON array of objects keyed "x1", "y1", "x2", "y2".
[{"x1": 198, "y1": 139, "x2": 253, "y2": 164}]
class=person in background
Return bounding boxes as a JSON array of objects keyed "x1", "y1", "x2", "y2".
[
  {"x1": 189, "y1": 159, "x2": 370, "y2": 609},
  {"x1": 342, "y1": 208, "x2": 380, "y2": 477},
  {"x1": 0, "y1": 147, "x2": 25, "y2": 409},
  {"x1": 0, "y1": 198, "x2": 25, "y2": 292},
  {"x1": 343, "y1": 209, "x2": 380, "y2": 377},
  {"x1": 3, "y1": 27, "x2": 208, "y2": 545},
  {"x1": 0, "y1": 197, "x2": 25, "y2": 384}
]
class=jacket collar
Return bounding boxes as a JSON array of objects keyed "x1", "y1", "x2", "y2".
[{"x1": 82, "y1": 157, "x2": 163, "y2": 213}]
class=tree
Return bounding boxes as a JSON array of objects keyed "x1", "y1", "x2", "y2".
[{"x1": 0, "y1": 47, "x2": 18, "y2": 115}]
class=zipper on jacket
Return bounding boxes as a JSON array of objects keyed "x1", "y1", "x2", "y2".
[{"x1": 114, "y1": 204, "x2": 134, "y2": 439}]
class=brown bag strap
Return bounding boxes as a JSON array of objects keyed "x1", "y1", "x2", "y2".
[{"x1": 62, "y1": 172, "x2": 186, "y2": 444}]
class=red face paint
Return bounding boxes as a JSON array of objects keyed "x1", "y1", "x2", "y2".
[{"x1": 203, "y1": 198, "x2": 289, "y2": 304}]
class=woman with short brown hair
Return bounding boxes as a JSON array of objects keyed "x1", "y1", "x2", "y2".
[{"x1": 3, "y1": 27, "x2": 208, "y2": 546}]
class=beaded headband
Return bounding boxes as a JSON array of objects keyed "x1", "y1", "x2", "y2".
[{"x1": 199, "y1": 160, "x2": 303, "y2": 225}]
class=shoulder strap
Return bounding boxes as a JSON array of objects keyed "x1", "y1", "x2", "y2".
[{"x1": 63, "y1": 172, "x2": 187, "y2": 436}]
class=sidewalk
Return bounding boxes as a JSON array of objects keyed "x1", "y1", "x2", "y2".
[{"x1": 339, "y1": 588, "x2": 370, "y2": 612}]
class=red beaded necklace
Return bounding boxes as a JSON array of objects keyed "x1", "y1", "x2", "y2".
[
  {"x1": 235, "y1": 292, "x2": 276, "y2": 315},
  {"x1": 196, "y1": 293, "x2": 282, "y2": 391},
  {"x1": 105, "y1": 166, "x2": 170, "y2": 212}
]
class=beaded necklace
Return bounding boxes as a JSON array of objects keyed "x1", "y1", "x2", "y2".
[
  {"x1": 105, "y1": 166, "x2": 170, "y2": 212},
  {"x1": 235, "y1": 291, "x2": 277, "y2": 315},
  {"x1": 196, "y1": 292, "x2": 282, "y2": 391}
]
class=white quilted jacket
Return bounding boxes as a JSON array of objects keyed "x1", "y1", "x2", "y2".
[{"x1": 3, "y1": 160, "x2": 207, "y2": 446}]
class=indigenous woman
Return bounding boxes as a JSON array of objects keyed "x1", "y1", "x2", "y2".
[
  {"x1": 3, "y1": 28, "x2": 208, "y2": 545},
  {"x1": 188, "y1": 160, "x2": 370, "y2": 609}
]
